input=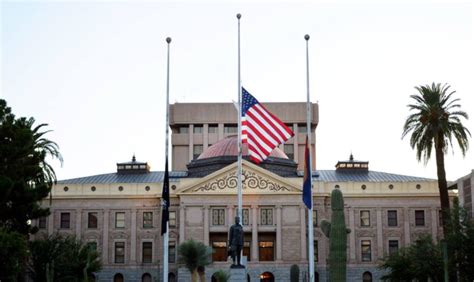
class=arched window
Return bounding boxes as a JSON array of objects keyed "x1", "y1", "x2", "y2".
[
  {"x1": 114, "y1": 273, "x2": 124, "y2": 282},
  {"x1": 259, "y1": 272, "x2": 274, "y2": 282},
  {"x1": 168, "y1": 272, "x2": 176, "y2": 282},
  {"x1": 362, "y1": 271, "x2": 372, "y2": 282},
  {"x1": 142, "y1": 273, "x2": 152, "y2": 282}
]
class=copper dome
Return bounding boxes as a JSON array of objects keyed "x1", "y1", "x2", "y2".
[{"x1": 197, "y1": 135, "x2": 289, "y2": 160}]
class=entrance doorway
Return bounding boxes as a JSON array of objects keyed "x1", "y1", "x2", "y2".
[{"x1": 259, "y1": 272, "x2": 274, "y2": 282}]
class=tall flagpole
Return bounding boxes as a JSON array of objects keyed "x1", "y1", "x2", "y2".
[
  {"x1": 305, "y1": 34, "x2": 315, "y2": 282},
  {"x1": 236, "y1": 13, "x2": 243, "y2": 224},
  {"x1": 163, "y1": 36, "x2": 171, "y2": 282}
]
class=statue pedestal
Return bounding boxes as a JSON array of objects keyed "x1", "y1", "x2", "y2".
[{"x1": 229, "y1": 267, "x2": 246, "y2": 282}]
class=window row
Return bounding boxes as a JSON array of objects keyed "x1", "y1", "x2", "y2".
[
  {"x1": 45, "y1": 211, "x2": 177, "y2": 230},
  {"x1": 178, "y1": 123, "x2": 309, "y2": 134},
  {"x1": 210, "y1": 233, "x2": 275, "y2": 262},
  {"x1": 211, "y1": 207, "x2": 274, "y2": 226},
  {"x1": 360, "y1": 239, "x2": 400, "y2": 262},
  {"x1": 113, "y1": 241, "x2": 176, "y2": 264},
  {"x1": 358, "y1": 209, "x2": 431, "y2": 228}
]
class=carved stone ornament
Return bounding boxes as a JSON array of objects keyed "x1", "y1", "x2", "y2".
[{"x1": 194, "y1": 169, "x2": 290, "y2": 192}]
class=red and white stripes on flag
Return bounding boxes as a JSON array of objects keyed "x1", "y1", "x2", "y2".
[{"x1": 241, "y1": 87, "x2": 294, "y2": 163}]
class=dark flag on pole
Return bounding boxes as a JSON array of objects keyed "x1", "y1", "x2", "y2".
[
  {"x1": 302, "y1": 136, "x2": 312, "y2": 209},
  {"x1": 161, "y1": 158, "x2": 170, "y2": 235}
]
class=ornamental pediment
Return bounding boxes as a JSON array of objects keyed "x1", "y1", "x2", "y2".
[{"x1": 178, "y1": 160, "x2": 301, "y2": 194}]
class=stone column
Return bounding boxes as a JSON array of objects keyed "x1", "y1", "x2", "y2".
[
  {"x1": 75, "y1": 209, "x2": 82, "y2": 239},
  {"x1": 376, "y1": 209, "x2": 383, "y2": 259},
  {"x1": 300, "y1": 205, "x2": 307, "y2": 260},
  {"x1": 203, "y1": 124, "x2": 209, "y2": 150},
  {"x1": 48, "y1": 210, "x2": 54, "y2": 235},
  {"x1": 203, "y1": 206, "x2": 210, "y2": 246},
  {"x1": 179, "y1": 206, "x2": 185, "y2": 243},
  {"x1": 227, "y1": 205, "x2": 234, "y2": 227},
  {"x1": 276, "y1": 205, "x2": 282, "y2": 261},
  {"x1": 218, "y1": 123, "x2": 224, "y2": 140},
  {"x1": 251, "y1": 205, "x2": 258, "y2": 261},
  {"x1": 431, "y1": 208, "x2": 438, "y2": 240},
  {"x1": 404, "y1": 208, "x2": 411, "y2": 245},
  {"x1": 130, "y1": 209, "x2": 137, "y2": 263},
  {"x1": 102, "y1": 210, "x2": 109, "y2": 263},
  {"x1": 348, "y1": 208, "x2": 356, "y2": 261},
  {"x1": 189, "y1": 124, "x2": 194, "y2": 162}
]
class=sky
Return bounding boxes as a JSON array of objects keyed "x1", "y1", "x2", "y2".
[{"x1": 1, "y1": 1, "x2": 473, "y2": 182}]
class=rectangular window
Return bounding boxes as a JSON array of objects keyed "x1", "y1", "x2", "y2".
[
  {"x1": 115, "y1": 242, "x2": 125, "y2": 263},
  {"x1": 387, "y1": 210, "x2": 398, "y2": 227},
  {"x1": 314, "y1": 240, "x2": 319, "y2": 262},
  {"x1": 284, "y1": 144, "x2": 294, "y2": 160},
  {"x1": 259, "y1": 241, "x2": 275, "y2": 261},
  {"x1": 224, "y1": 124, "x2": 238, "y2": 134},
  {"x1": 242, "y1": 209, "x2": 250, "y2": 226},
  {"x1": 313, "y1": 210, "x2": 318, "y2": 227},
  {"x1": 260, "y1": 208, "x2": 273, "y2": 225},
  {"x1": 360, "y1": 210, "x2": 370, "y2": 227},
  {"x1": 115, "y1": 212, "x2": 125, "y2": 228},
  {"x1": 415, "y1": 210, "x2": 425, "y2": 226},
  {"x1": 193, "y1": 125, "x2": 203, "y2": 133},
  {"x1": 178, "y1": 126, "x2": 189, "y2": 134},
  {"x1": 212, "y1": 208, "x2": 225, "y2": 226},
  {"x1": 142, "y1": 242, "x2": 153, "y2": 263},
  {"x1": 143, "y1": 212, "x2": 153, "y2": 228},
  {"x1": 193, "y1": 145, "x2": 203, "y2": 159},
  {"x1": 285, "y1": 124, "x2": 294, "y2": 131},
  {"x1": 38, "y1": 217, "x2": 47, "y2": 229},
  {"x1": 208, "y1": 124, "x2": 218, "y2": 133},
  {"x1": 60, "y1": 212, "x2": 70, "y2": 229},
  {"x1": 298, "y1": 124, "x2": 307, "y2": 133},
  {"x1": 88, "y1": 212, "x2": 98, "y2": 229},
  {"x1": 169, "y1": 211, "x2": 176, "y2": 227},
  {"x1": 361, "y1": 240, "x2": 372, "y2": 262},
  {"x1": 388, "y1": 240, "x2": 399, "y2": 256},
  {"x1": 169, "y1": 241, "x2": 176, "y2": 263}
]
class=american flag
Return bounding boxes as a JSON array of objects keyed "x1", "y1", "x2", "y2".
[{"x1": 241, "y1": 87, "x2": 294, "y2": 163}]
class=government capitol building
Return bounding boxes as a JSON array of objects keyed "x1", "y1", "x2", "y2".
[{"x1": 32, "y1": 102, "x2": 450, "y2": 282}]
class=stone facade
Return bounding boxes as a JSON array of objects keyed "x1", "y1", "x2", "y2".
[{"x1": 36, "y1": 157, "x2": 452, "y2": 282}]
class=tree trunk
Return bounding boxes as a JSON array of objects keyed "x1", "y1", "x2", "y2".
[{"x1": 435, "y1": 136, "x2": 450, "y2": 238}]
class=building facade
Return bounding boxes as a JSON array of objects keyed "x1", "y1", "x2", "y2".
[
  {"x1": 169, "y1": 102, "x2": 319, "y2": 171},
  {"x1": 452, "y1": 170, "x2": 474, "y2": 218},
  {"x1": 35, "y1": 136, "x2": 450, "y2": 282}
]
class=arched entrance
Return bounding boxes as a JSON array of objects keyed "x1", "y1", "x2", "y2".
[
  {"x1": 362, "y1": 271, "x2": 373, "y2": 282},
  {"x1": 259, "y1": 272, "x2": 274, "y2": 282},
  {"x1": 113, "y1": 273, "x2": 124, "y2": 282},
  {"x1": 142, "y1": 273, "x2": 152, "y2": 282},
  {"x1": 168, "y1": 272, "x2": 176, "y2": 282},
  {"x1": 315, "y1": 271, "x2": 319, "y2": 282}
]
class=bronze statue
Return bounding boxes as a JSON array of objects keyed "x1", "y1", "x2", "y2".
[{"x1": 228, "y1": 216, "x2": 244, "y2": 268}]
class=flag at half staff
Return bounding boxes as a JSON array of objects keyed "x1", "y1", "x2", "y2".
[
  {"x1": 302, "y1": 136, "x2": 312, "y2": 209},
  {"x1": 241, "y1": 87, "x2": 294, "y2": 163},
  {"x1": 161, "y1": 158, "x2": 170, "y2": 235}
]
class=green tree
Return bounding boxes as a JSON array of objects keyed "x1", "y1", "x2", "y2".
[
  {"x1": 177, "y1": 239, "x2": 212, "y2": 282},
  {"x1": 380, "y1": 235, "x2": 444, "y2": 282},
  {"x1": 0, "y1": 228, "x2": 29, "y2": 281},
  {"x1": 0, "y1": 99, "x2": 62, "y2": 235},
  {"x1": 446, "y1": 198, "x2": 474, "y2": 281},
  {"x1": 29, "y1": 234, "x2": 102, "y2": 282},
  {"x1": 402, "y1": 83, "x2": 470, "y2": 237}
]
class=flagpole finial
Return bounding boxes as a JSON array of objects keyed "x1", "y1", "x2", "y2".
[
  {"x1": 166, "y1": 37, "x2": 172, "y2": 43},
  {"x1": 236, "y1": 13, "x2": 241, "y2": 19},
  {"x1": 304, "y1": 34, "x2": 310, "y2": 41}
]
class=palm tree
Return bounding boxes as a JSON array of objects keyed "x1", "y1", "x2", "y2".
[
  {"x1": 177, "y1": 239, "x2": 212, "y2": 282},
  {"x1": 402, "y1": 82, "x2": 470, "y2": 236}
]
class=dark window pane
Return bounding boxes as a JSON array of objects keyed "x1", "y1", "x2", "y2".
[
  {"x1": 142, "y1": 242, "x2": 153, "y2": 263},
  {"x1": 415, "y1": 210, "x2": 425, "y2": 226},
  {"x1": 88, "y1": 212, "x2": 98, "y2": 229},
  {"x1": 387, "y1": 210, "x2": 397, "y2": 227},
  {"x1": 388, "y1": 240, "x2": 399, "y2": 255},
  {"x1": 361, "y1": 240, "x2": 371, "y2": 262},
  {"x1": 60, "y1": 212, "x2": 70, "y2": 229},
  {"x1": 169, "y1": 241, "x2": 176, "y2": 263},
  {"x1": 39, "y1": 217, "x2": 47, "y2": 229},
  {"x1": 115, "y1": 242, "x2": 125, "y2": 263}
]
